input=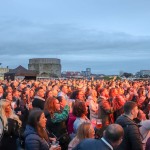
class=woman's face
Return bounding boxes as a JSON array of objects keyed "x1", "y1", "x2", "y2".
[
  {"x1": 47, "y1": 91, "x2": 53, "y2": 98},
  {"x1": 54, "y1": 99, "x2": 61, "y2": 111},
  {"x1": 6, "y1": 93, "x2": 13, "y2": 101},
  {"x1": 78, "y1": 91, "x2": 85, "y2": 101},
  {"x1": 0, "y1": 86, "x2": 4, "y2": 93},
  {"x1": 39, "y1": 113, "x2": 47, "y2": 128},
  {"x1": 5, "y1": 102, "x2": 11, "y2": 114},
  {"x1": 30, "y1": 90, "x2": 34, "y2": 97}
]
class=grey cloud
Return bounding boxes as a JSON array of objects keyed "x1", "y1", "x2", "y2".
[
  {"x1": 0, "y1": 19, "x2": 150, "y2": 74},
  {"x1": 0, "y1": 19, "x2": 150, "y2": 56}
]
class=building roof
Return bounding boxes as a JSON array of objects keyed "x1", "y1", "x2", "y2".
[{"x1": 5, "y1": 65, "x2": 37, "y2": 76}]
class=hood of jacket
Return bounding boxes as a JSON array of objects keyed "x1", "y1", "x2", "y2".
[{"x1": 24, "y1": 125, "x2": 37, "y2": 138}]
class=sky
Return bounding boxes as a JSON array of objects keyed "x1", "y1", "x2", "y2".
[{"x1": 0, "y1": 0, "x2": 150, "y2": 75}]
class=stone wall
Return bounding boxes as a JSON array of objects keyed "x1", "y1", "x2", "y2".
[{"x1": 28, "y1": 58, "x2": 61, "y2": 78}]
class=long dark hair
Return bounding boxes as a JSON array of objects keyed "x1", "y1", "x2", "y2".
[{"x1": 28, "y1": 109, "x2": 49, "y2": 142}]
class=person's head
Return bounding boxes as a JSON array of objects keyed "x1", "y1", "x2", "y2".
[
  {"x1": 12, "y1": 81, "x2": 19, "y2": 88},
  {"x1": 60, "y1": 84, "x2": 68, "y2": 94},
  {"x1": 124, "y1": 101, "x2": 138, "y2": 119},
  {"x1": 18, "y1": 83, "x2": 26, "y2": 92},
  {"x1": 137, "y1": 87, "x2": 145, "y2": 97},
  {"x1": 95, "y1": 83, "x2": 103, "y2": 94},
  {"x1": 89, "y1": 89, "x2": 97, "y2": 98},
  {"x1": 73, "y1": 101, "x2": 87, "y2": 117},
  {"x1": 57, "y1": 96, "x2": 67, "y2": 109},
  {"x1": 52, "y1": 89, "x2": 58, "y2": 97},
  {"x1": 36, "y1": 87, "x2": 45, "y2": 98},
  {"x1": 0, "y1": 85, "x2": 4, "y2": 94},
  {"x1": 71, "y1": 90, "x2": 85, "y2": 101},
  {"x1": 77, "y1": 90, "x2": 85, "y2": 101},
  {"x1": 77, "y1": 122, "x2": 95, "y2": 141},
  {"x1": 133, "y1": 82, "x2": 138, "y2": 89},
  {"x1": 4, "y1": 92, "x2": 13, "y2": 101},
  {"x1": 28, "y1": 109, "x2": 47, "y2": 128},
  {"x1": 44, "y1": 97, "x2": 61, "y2": 117},
  {"x1": 118, "y1": 88, "x2": 124, "y2": 95},
  {"x1": 28, "y1": 109, "x2": 48, "y2": 141},
  {"x1": 45, "y1": 90, "x2": 53, "y2": 99},
  {"x1": 99, "y1": 88, "x2": 109, "y2": 98},
  {"x1": 110, "y1": 81, "x2": 116, "y2": 88},
  {"x1": 0, "y1": 99, "x2": 11, "y2": 118},
  {"x1": 12, "y1": 89, "x2": 20, "y2": 98},
  {"x1": 29, "y1": 89, "x2": 35, "y2": 98},
  {"x1": 52, "y1": 84, "x2": 59, "y2": 91},
  {"x1": 109, "y1": 88, "x2": 118, "y2": 98},
  {"x1": 0, "y1": 99, "x2": 21, "y2": 127},
  {"x1": 5, "y1": 86, "x2": 12, "y2": 93},
  {"x1": 103, "y1": 124, "x2": 124, "y2": 148}
]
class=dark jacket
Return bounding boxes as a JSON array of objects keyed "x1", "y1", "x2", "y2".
[
  {"x1": 24, "y1": 125, "x2": 49, "y2": 150},
  {"x1": 32, "y1": 96, "x2": 45, "y2": 110},
  {"x1": 0, "y1": 118, "x2": 20, "y2": 150},
  {"x1": 45, "y1": 108, "x2": 70, "y2": 150},
  {"x1": 73, "y1": 138, "x2": 113, "y2": 150},
  {"x1": 146, "y1": 137, "x2": 150, "y2": 150},
  {"x1": 115, "y1": 115, "x2": 143, "y2": 150},
  {"x1": 45, "y1": 111, "x2": 67, "y2": 138}
]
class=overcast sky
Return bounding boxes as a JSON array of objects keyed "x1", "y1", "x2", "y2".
[{"x1": 0, "y1": 0, "x2": 150, "y2": 75}]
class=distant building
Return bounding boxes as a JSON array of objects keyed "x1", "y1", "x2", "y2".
[
  {"x1": 61, "y1": 71, "x2": 82, "y2": 78},
  {"x1": 81, "y1": 71, "x2": 87, "y2": 77},
  {"x1": 0, "y1": 67, "x2": 9, "y2": 80},
  {"x1": 28, "y1": 58, "x2": 61, "y2": 78},
  {"x1": 61, "y1": 68, "x2": 91, "y2": 79},
  {"x1": 138, "y1": 70, "x2": 150, "y2": 76},
  {"x1": 81, "y1": 68, "x2": 91, "y2": 77},
  {"x1": 4, "y1": 65, "x2": 37, "y2": 80},
  {"x1": 86, "y1": 68, "x2": 91, "y2": 76}
]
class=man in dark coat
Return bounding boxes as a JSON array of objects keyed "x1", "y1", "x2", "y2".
[
  {"x1": 73, "y1": 124, "x2": 124, "y2": 150},
  {"x1": 115, "y1": 101, "x2": 143, "y2": 150},
  {"x1": 32, "y1": 87, "x2": 45, "y2": 110}
]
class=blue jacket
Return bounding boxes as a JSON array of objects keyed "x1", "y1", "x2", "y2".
[
  {"x1": 24, "y1": 125, "x2": 49, "y2": 150},
  {"x1": 73, "y1": 138, "x2": 113, "y2": 150}
]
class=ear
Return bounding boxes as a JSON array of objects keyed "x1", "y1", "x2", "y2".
[{"x1": 130, "y1": 109, "x2": 134, "y2": 116}]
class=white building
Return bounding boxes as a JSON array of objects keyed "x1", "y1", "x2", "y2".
[{"x1": 0, "y1": 67, "x2": 9, "y2": 80}]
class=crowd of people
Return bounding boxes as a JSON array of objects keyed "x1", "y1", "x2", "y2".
[{"x1": 0, "y1": 78, "x2": 150, "y2": 150}]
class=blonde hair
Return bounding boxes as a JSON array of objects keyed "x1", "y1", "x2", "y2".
[
  {"x1": 76, "y1": 122, "x2": 94, "y2": 141},
  {"x1": 0, "y1": 99, "x2": 22, "y2": 130}
]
